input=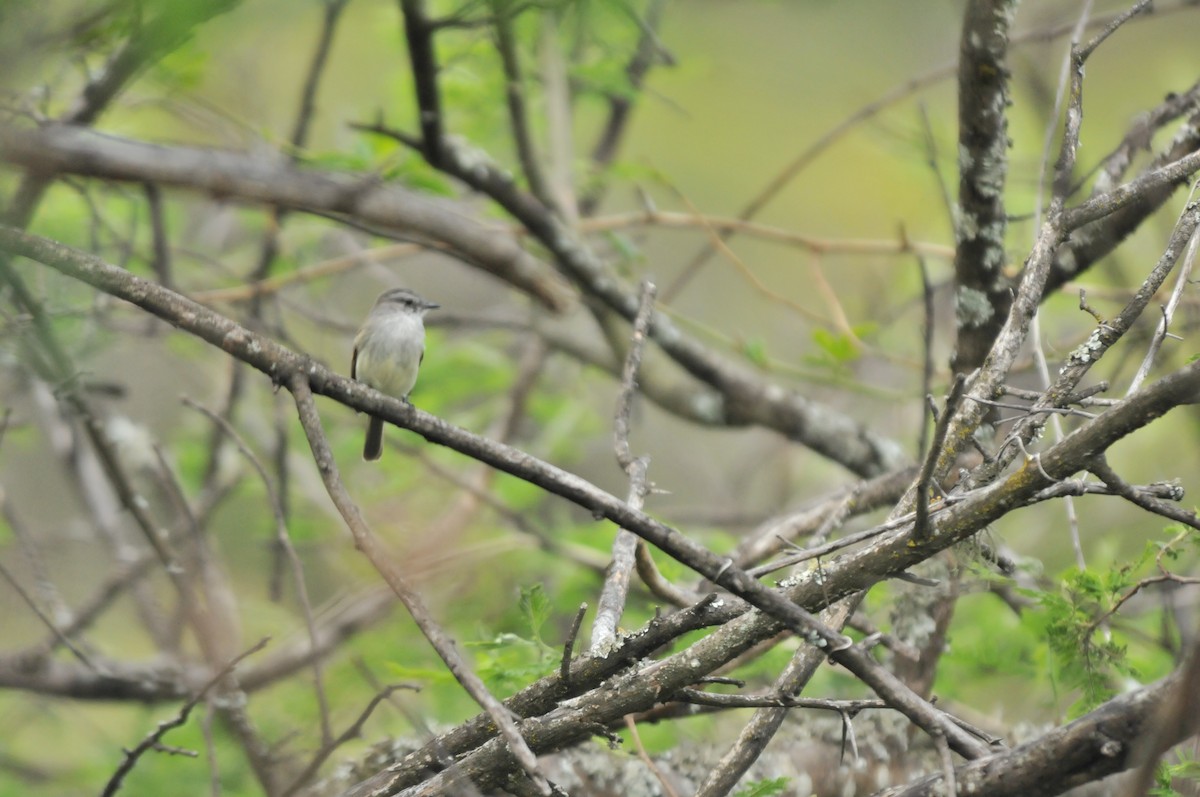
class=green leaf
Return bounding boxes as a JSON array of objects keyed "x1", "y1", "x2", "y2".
[
  {"x1": 468, "y1": 633, "x2": 557, "y2": 696},
  {"x1": 1027, "y1": 525, "x2": 1200, "y2": 716},
  {"x1": 810, "y1": 328, "x2": 860, "y2": 365},
  {"x1": 742, "y1": 337, "x2": 769, "y2": 366},
  {"x1": 733, "y1": 776, "x2": 791, "y2": 797},
  {"x1": 519, "y1": 584, "x2": 552, "y2": 644},
  {"x1": 152, "y1": 42, "x2": 209, "y2": 91}
]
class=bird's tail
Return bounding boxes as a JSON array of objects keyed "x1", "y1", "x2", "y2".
[{"x1": 363, "y1": 416, "x2": 385, "y2": 461}]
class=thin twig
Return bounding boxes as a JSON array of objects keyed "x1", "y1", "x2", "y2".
[
  {"x1": 677, "y1": 689, "x2": 888, "y2": 712},
  {"x1": 191, "y1": 241, "x2": 422, "y2": 304},
  {"x1": 613, "y1": 280, "x2": 657, "y2": 472},
  {"x1": 998, "y1": 382, "x2": 1113, "y2": 406},
  {"x1": 914, "y1": 243, "x2": 936, "y2": 459},
  {"x1": 1078, "y1": 0, "x2": 1153, "y2": 61},
  {"x1": 399, "y1": 439, "x2": 609, "y2": 574},
  {"x1": 733, "y1": 467, "x2": 915, "y2": 567},
  {"x1": 1128, "y1": 200, "x2": 1200, "y2": 394},
  {"x1": 1088, "y1": 456, "x2": 1200, "y2": 532},
  {"x1": 916, "y1": 104, "x2": 956, "y2": 236},
  {"x1": 966, "y1": 395, "x2": 1096, "y2": 420},
  {"x1": 591, "y1": 280, "x2": 657, "y2": 655},
  {"x1": 748, "y1": 506, "x2": 947, "y2": 578},
  {"x1": 1033, "y1": 0, "x2": 1094, "y2": 229},
  {"x1": 559, "y1": 603, "x2": 588, "y2": 692},
  {"x1": 665, "y1": 181, "x2": 830, "y2": 326},
  {"x1": 1031, "y1": 312, "x2": 1087, "y2": 568},
  {"x1": 623, "y1": 714, "x2": 680, "y2": 797},
  {"x1": 580, "y1": 211, "x2": 955, "y2": 259},
  {"x1": 915, "y1": 375, "x2": 966, "y2": 539},
  {"x1": 143, "y1": 182, "x2": 172, "y2": 290},
  {"x1": 289, "y1": 0, "x2": 349, "y2": 153},
  {"x1": 268, "y1": 390, "x2": 293, "y2": 601},
  {"x1": 100, "y1": 638, "x2": 270, "y2": 797},
  {"x1": 634, "y1": 543, "x2": 701, "y2": 608}
]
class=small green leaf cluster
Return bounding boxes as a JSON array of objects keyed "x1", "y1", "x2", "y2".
[
  {"x1": 733, "y1": 775, "x2": 791, "y2": 797},
  {"x1": 1031, "y1": 526, "x2": 1198, "y2": 715},
  {"x1": 1153, "y1": 753, "x2": 1200, "y2": 797},
  {"x1": 466, "y1": 585, "x2": 561, "y2": 697},
  {"x1": 808, "y1": 328, "x2": 860, "y2": 367}
]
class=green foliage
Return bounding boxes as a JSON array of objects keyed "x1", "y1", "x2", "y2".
[
  {"x1": 519, "y1": 583, "x2": 553, "y2": 645},
  {"x1": 571, "y1": 58, "x2": 636, "y2": 100},
  {"x1": 742, "y1": 337, "x2": 769, "y2": 367},
  {"x1": 437, "y1": 37, "x2": 507, "y2": 140},
  {"x1": 806, "y1": 328, "x2": 862, "y2": 369},
  {"x1": 152, "y1": 40, "x2": 210, "y2": 92},
  {"x1": 1031, "y1": 581, "x2": 1131, "y2": 713},
  {"x1": 469, "y1": 632, "x2": 559, "y2": 696},
  {"x1": 65, "y1": 1, "x2": 140, "y2": 54},
  {"x1": 468, "y1": 584, "x2": 560, "y2": 696},
  {"x1": 559, "y1": 1, "x2": 645, "y2": 96},
  {"x1": 1027, "y1": 527, "x2": 1197, "y2": 715},
  {"x1": 733, "y1": 776, "x2": 792, "y2": 797},
  {"x1": 1153, "y1": 753, "x2": 1200, "y2": 797},
  {"x1": 937, "y1": 528, "x2": 1197, "y2": 719},
  {"x1": 308, "y1": 136, "x2": 455, "y2": 195}
]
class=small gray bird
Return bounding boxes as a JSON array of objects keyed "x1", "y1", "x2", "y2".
[{"x1": 351, "y1": 287, "x2": 439, "y2": 461}]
